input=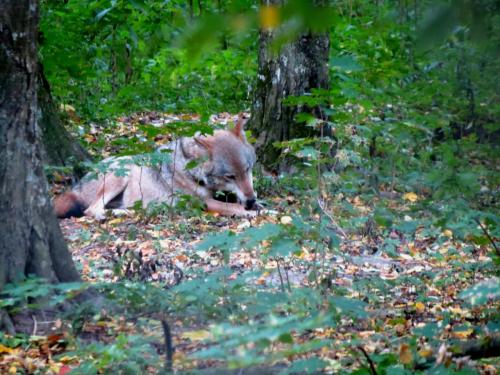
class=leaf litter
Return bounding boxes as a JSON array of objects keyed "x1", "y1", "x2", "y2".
[{"x1": 2, "y1": 112, "x2": 497, "y2": 374}]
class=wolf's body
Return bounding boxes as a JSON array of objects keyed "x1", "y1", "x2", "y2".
[{"x1": 53, "y1": 118, "x2": 258, "y2": 219}]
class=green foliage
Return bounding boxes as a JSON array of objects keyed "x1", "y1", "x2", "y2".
[
  {"x1": 40, "y1": 0, "x2": 257, "y2": 120},
  {"x1": 459, "y1": 278, "x2": 500, "y2": 306},
  {"x1": 65, "y1": 334, "x2": 160, "y2": 374},
  {"x1": 15, "y1": 0, "x2": 497, "y2": 373}
]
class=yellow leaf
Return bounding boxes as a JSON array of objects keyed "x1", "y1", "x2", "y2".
[
  {"x1": 443, "y1": 229, "x2": 453, "y2": 237},
  {"x1": 399, "y1": 343, "x2": 413, "y2": 365},
  {"x1": 451, "y1": 328, "x2": 473, "y2": 339},
  {"x1": 418, "y1": 348, "x2": 434, "y2": 358},
  {"x1": 403, "y1": 192, "x2": 418, "y2": 202},
  {"x1": 181, "y1": 330, "x2": 211, "y2": 341},
  {"x1": 8, "y1": 366, "x2": 17, "y2": 375},
  {"x1": 0, "y1": 344, "x2": 15, "y2": 354},
  {"x1": 415, "y1": 302, "x2": 425, "y2": 314},
  {"x1": 59, "y1": 355, "x2": 78, "y2": 364},
  {"x1": 108, "y1": 217, "x2": 124, "y2": 225},
  {"x1": 259, "y1": 5, "x2": 280, "y2": 30}
]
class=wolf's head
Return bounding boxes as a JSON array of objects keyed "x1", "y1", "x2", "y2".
[{"x1": 195, "y1": 116, "x2": 257, "y2": 210}]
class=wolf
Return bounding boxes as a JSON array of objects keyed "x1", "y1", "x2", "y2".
[{"x1": 53, "y1": 117, "x2": 259, "y2": 219}]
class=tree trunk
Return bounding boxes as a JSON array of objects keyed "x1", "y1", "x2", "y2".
[
  {"x1": 38, "y1": 64, "x2": 91, "y2": 168},
  {"x1": 248, "y1": 5, "x2": 330, "y2": 170},
  {"x1": 0, "y1": 0, "x2": 80, "y2": 294}
]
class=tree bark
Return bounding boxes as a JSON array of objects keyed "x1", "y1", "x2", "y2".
[
  {"x1": 38, "y1": 63, "x2": 90, "y2": 167},
  {"x1": 248, "y1": 3, "x2": 330, "y2": 170},
  {"x1": 0, "y1": 0, "x2": 80, "y2": 294}
]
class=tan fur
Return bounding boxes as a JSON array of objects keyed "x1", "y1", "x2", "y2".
[
  {"x1": 53, "y1": 119, "x2": 258, "y2": 220},
  {"x1": 53, "y1": 192, "x2": 85, "y2": 219}
]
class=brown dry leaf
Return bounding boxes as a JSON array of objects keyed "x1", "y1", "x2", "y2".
[
  {"x1": 255, "y1": 277, "x2": 267, "y2": 286},
  {"x1": 352, "y1": 196, "x2": 363, "y2": 207},
  {"x1": 83, "y1": 134, "x2": 96, "y2": 143},
  {"x1": 175, "y1": 254, "x2": 189, "y2": 262},
  {"x1": 407, "y1": 242, "x2": 419, "y2": 255},
  {"x1": 395, "y1": 324, "x2": 406, "y2": 336},
  {"x1": 47, "y1": 334, "x2": 65, "y2": 344},
  {"x1": 380, "y1": 270, "x2": 399, "y2": 280},
  {"x1": 358, "y1": 331, "x2": 375, "y2": 338},
  {"x1": 399, "y1": 343, "x2": 413, "y2": 365}
]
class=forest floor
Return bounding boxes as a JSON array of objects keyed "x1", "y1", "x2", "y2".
[
  {"x1": 1, "y1": 113, "x2": 497, "y2": 374},
  {"x1": 54, "y1": 203, "x2": 496, "y2": 373}
]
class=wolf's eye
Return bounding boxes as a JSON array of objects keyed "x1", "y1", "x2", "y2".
[{"x1": 225, "y1": 175, "x2": 236, "y2": 180}]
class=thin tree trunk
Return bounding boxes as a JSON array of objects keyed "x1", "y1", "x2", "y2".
[
  {"x1": 38, "y1": 63, "x2": 90, "y2": 167},
  {"x1": 0, "y1": 0, "x2": 80, "y2": 295},
  {"x1": 248, "y1": 3, "x2": 330, "y2": 170}
]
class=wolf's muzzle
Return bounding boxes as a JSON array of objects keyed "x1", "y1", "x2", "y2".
[{"x1": 245, "y1": 198, "x2": 256, "y2": 210}]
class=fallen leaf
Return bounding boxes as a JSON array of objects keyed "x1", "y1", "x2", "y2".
[
  {"x1": 415, "y1": 302, "x2": 425, "y2": 314},
  {"x1": 403, "y1": 192, "x2": 418, "y2": 202},
  {"x1": 181, "y1": 330, "x2": 211, "y2": 341},
  {"x1": 418, "y1": 348, "x2": 433, "y2": 358},
  {"x1": 451, "y1": 328, "x2": 473, "y2": 339},
  {"x1": 108, "y1": 217, "x2": 125, "y2": 225},
  {"x1": 443, "y1": 230, "x2": 453, "y2": 237},
  {"x1": 0, "y1": 344, "x2": 15, "y2": 354},
  {"x1": 399, "y1": 343, "x2": 413, "y2": 364}
]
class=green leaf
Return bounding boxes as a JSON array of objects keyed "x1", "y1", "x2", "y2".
[
  {"x1": 330, "y1": 55, "x2": 362, "y2": 72},
  {"x1": 268, "y1": 238, "x2": 300, "y2": 257},
  {"x1": 329, "y1": 296, "x2": 368, "y2": 319},
  {"x1": 281, "y1": 357, "x2": 328, "y2": 374},
  {"x1": 95, "y1": 7, "x2": 113, "y2": 21},
  {"x1": 459, "y1": 278, "x2": 500, "y2": 306}
]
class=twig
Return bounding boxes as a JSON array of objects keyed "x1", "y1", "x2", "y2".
[
  {"x1": 32, "y1": 314, "x2": 38, "y2": 336},
  {"x1": 474, "y1": 218, "x2": 499, "y2": 256},
  {"x1": 161, "y1": 319, "x2": 174, "y2": 373},
  {"x1": 276, "y1": 259, "x2": 286, "y2": 293},
  {"x1": 317, "y1": 198, "x2": 347, "y2": 239},
  {"x1": 284, "y1": 262, "x2": 291, "y2": 292},
  {"x1": 357, "y1": 346, "x2": 377, "y2": 375}
]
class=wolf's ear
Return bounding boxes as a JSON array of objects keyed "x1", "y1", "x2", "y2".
[
  {"x1": 194, "y1": 136, "x2": 213, "y2": 155},
  {"x1": 231, "y1": 114, "x2": 248, "y2": 141}
]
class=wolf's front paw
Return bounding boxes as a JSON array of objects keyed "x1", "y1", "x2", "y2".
[
  {"x1": 84, "y1": 207, "x2": 106, "y2": 221},
  {"x1": 243, "y1": 209, "x2": 257, "y2": 218}
]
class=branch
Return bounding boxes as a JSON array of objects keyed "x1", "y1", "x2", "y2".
[
  {"x1": 357, "y1": 346, "x2": 378, "y2": 375},
  {"x1": 317, "y1": 198, "x2": 347, "y2": 238},
  {"x1": 474, "y1": 218, "x2": 499, "y2": 256},
  {"x1": 161, "y1": 319, "x2": 174, "y2": 373}
]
